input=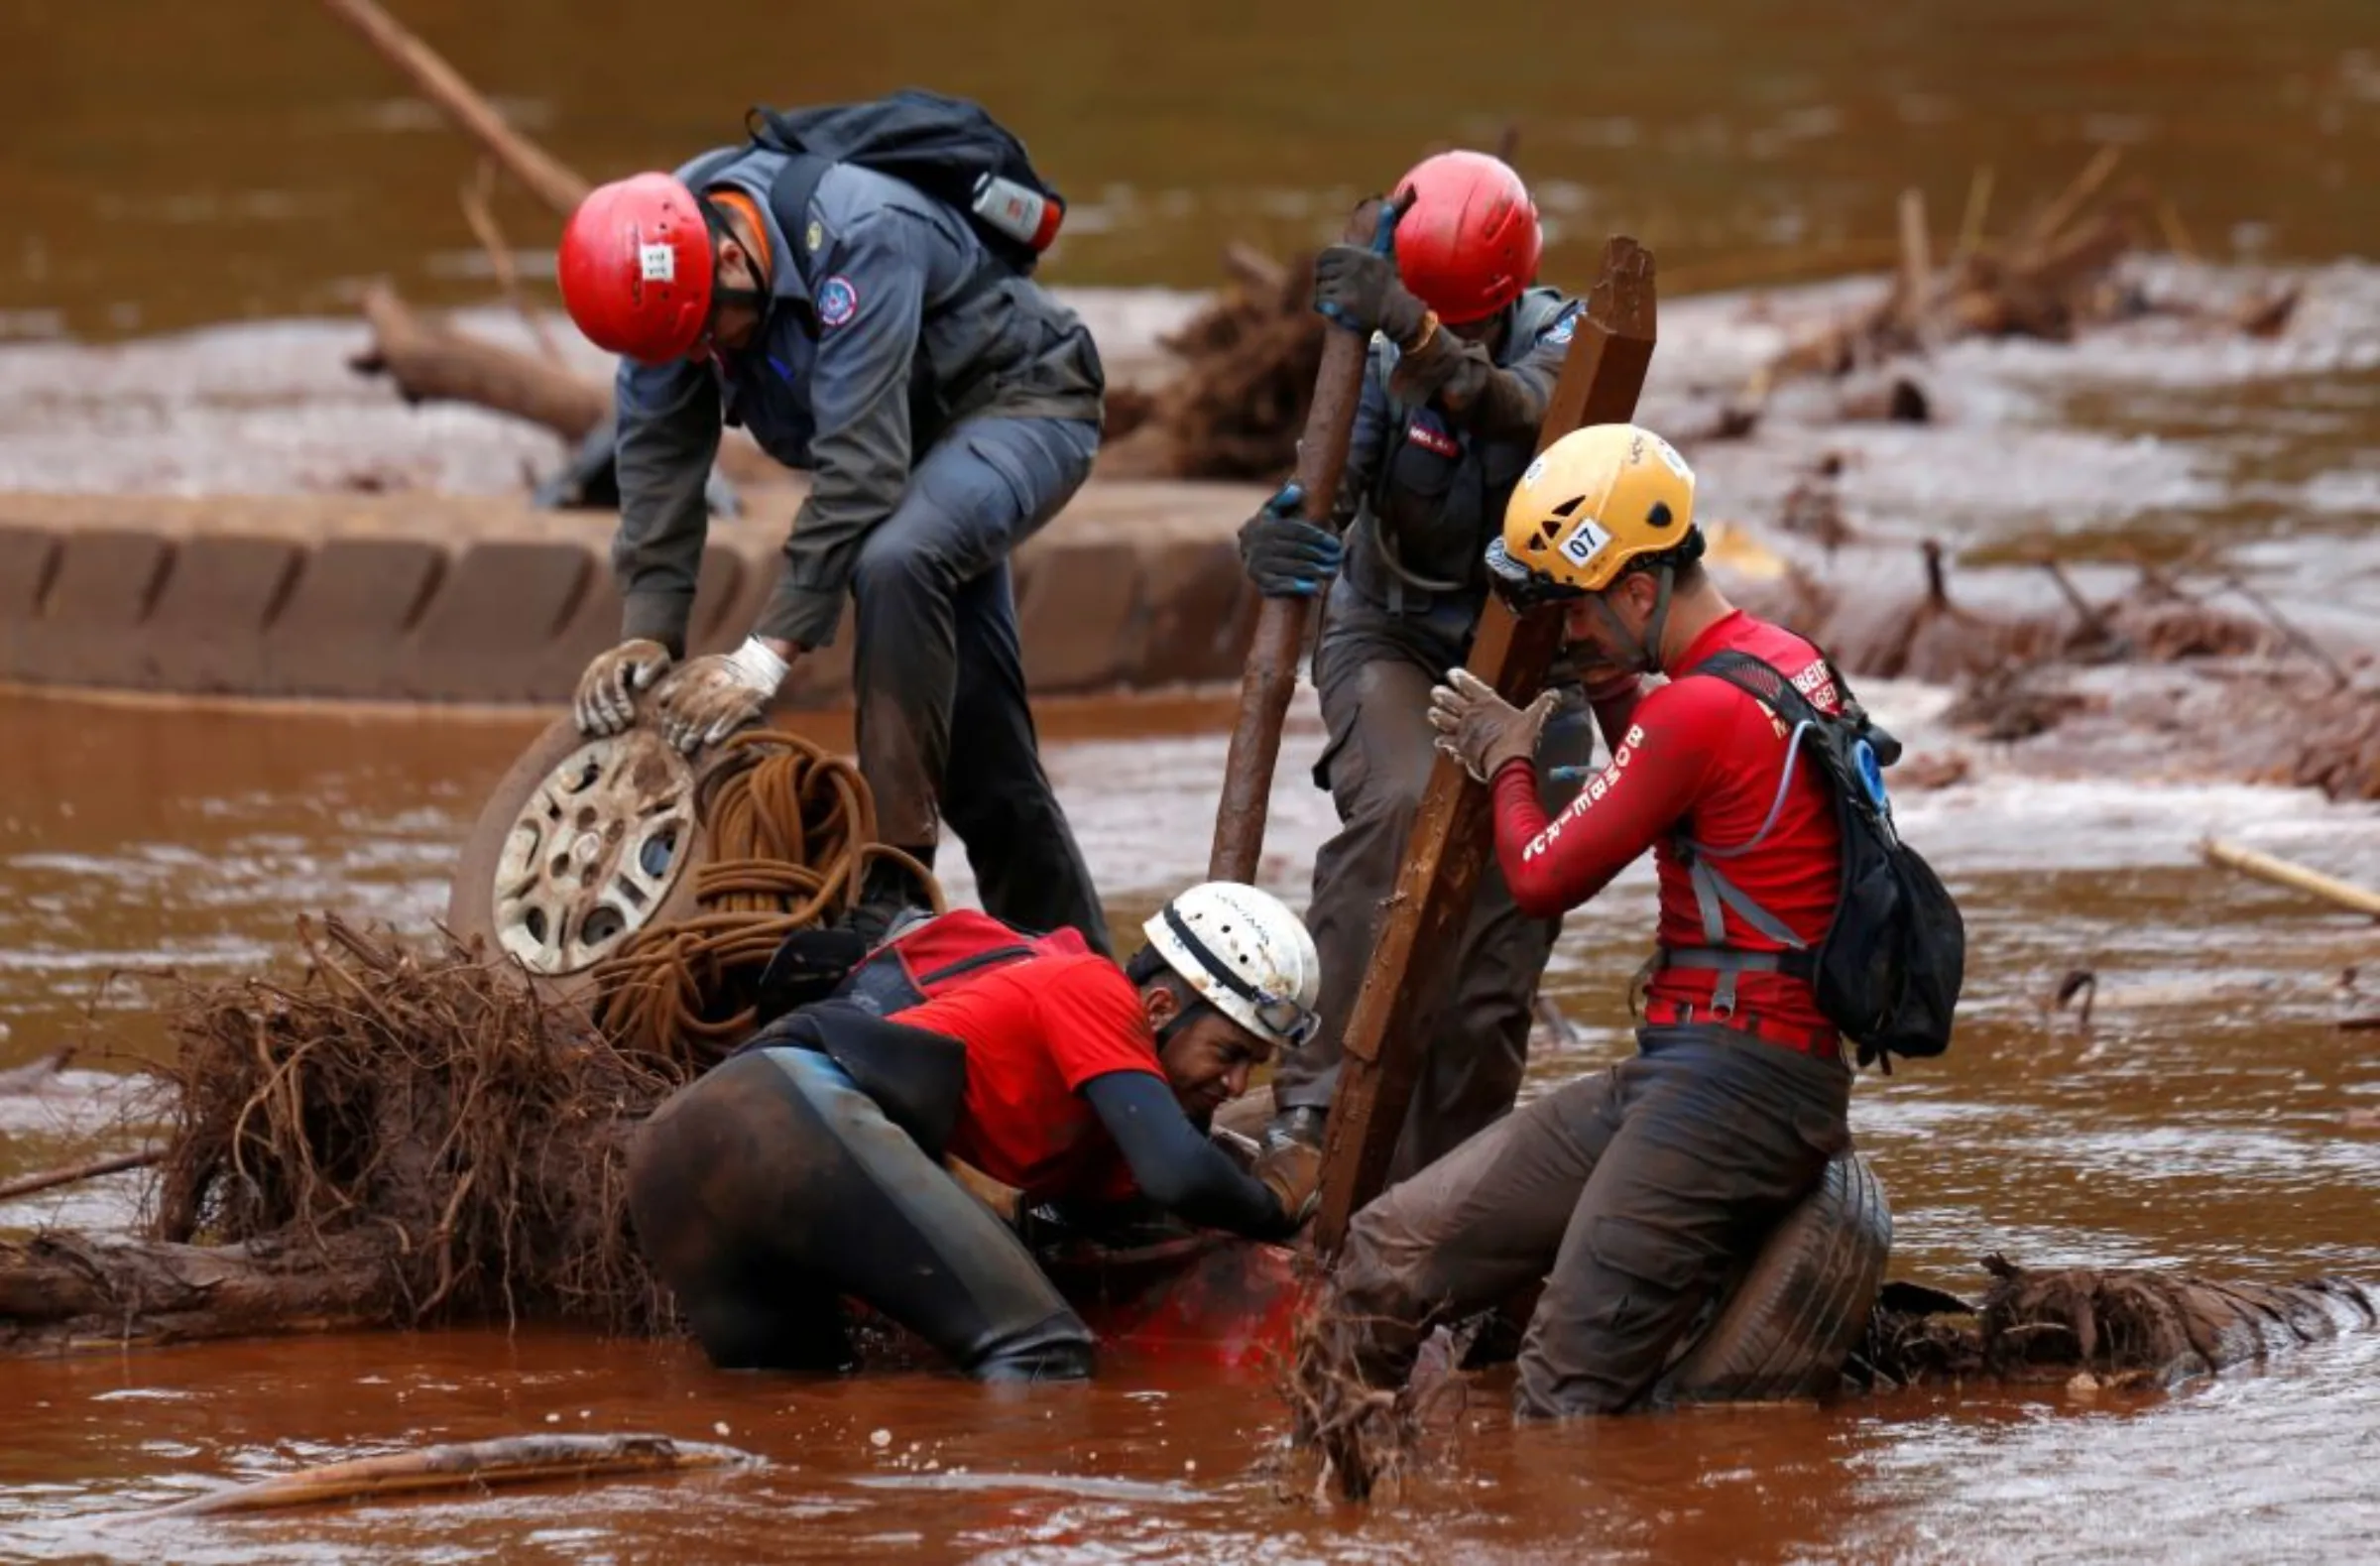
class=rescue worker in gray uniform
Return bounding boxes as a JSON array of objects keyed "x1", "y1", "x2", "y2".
[
  {"x1": 554, "y1": 130, "x2": 1110, "y2": 950},
  {"x1": 1242, "y1": 151, "x2": 1590, "y2": 1192}
]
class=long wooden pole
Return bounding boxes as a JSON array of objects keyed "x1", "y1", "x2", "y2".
[
  {"x1": 140, "y1": 1433, "x2": 751, "y2": 1518},
  {"x1": 317, "y1": 0, "x2": 592, "y2": 215},
  {"x1": 1313, "y1": 237, "x2": 1658, "y2": 1253},
  {"x1": 0, "y1": 1148, "x2": 161, "y2": 1204},
  {"x1": 1208, "y1": 195, "x2": 1406, "y2": 883},
  {"x1": 2201, "y1": 838, "x2": 2380, "y2": 919}
]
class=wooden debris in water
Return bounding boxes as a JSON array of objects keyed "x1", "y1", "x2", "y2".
[
  {"x1": 1275, "y1": 1287, "x2": 1471, "y2": 1506},
  {"x1": 1097, "y1": 249, "x2": 1327, "y2": 482},
  {"x1": 2200, "y1": 838, "x2": 2380, "y2": 919},
  {"x1": 1860, "y1": 1255, "x2": 2376, "y2": 1390},
  {"x1": 1756, "y1": 149, "x2": 2297, "y2": 401},
  {"x1": 0, "y1": 1148, "x2": 163, "y2": 1204},
  {"x1": 139, "y1": 1431, "x2": 755, "y2": 1518},
  {"x1": 0, "y1": 915, "x2": 690, "y2": 1352}
]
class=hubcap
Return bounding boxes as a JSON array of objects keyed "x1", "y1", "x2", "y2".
[{"x1": 489, "y1": 730, "x2": 698, "y2": 975}]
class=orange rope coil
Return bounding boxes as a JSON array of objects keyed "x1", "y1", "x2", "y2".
[{"x1": 587, "y1": 730, "x2": 941, "y2": 1067}]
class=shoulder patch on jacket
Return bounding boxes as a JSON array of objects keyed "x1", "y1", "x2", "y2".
[{"x1": 816, "y1": 275, "x2": 860, "y2": 329}]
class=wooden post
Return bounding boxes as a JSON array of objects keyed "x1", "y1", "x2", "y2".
[
  {"x1": 1312, "y1": 237, "x2": 1657, "y2": 1254},
  {"x1": 1208, "y1": 196, "x2": 1403, "y2": 883}
]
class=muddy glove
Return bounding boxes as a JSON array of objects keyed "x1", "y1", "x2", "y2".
[
  {"x1": 1252, "y1": 1140, "x2": 1323, "y2": 1229},
  {"x1": 649, "y1": 636, "x2": 790, "y2": 754},
  {"x1": 573, "y1": 639, "x2": 674, "y2": 736},
  {"x1": 1237, "y1": 483, "x2": 1342, "y2": 598},
  {"x1": 1312, "y1": 244, "x2": 1429, "y2": 347},
  {"x1": 1427, "y1": 667, "x2": 1561, "y2": 783}
]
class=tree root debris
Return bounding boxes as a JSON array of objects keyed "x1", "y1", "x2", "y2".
[
  {"x1": 123, "y1": 914, "x2": 686, "y2": 1347},
  {"x1": 1857, "y1": 1255, "x2": 2377, "y2": 1390}
]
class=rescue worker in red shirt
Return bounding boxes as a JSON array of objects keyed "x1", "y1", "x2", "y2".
[
  {"x1": 1321, "y1": 422, "x2": 1855, "y2": 1419},
  {"x1": 1237, "y1": 150, "x2": 1593, "y2": 1198},
  {"x1": 625, "y1": 882, "x2": 1323, "y2": 1381}
]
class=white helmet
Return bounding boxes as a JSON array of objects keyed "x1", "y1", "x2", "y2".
[{"x1": 1141, "y1": 882, "x2": 1323, "y2": 1048}]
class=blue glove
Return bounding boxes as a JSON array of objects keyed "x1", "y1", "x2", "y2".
[{"x1": 1236, "y1": 483, "x2": 1343, "y2": 598}]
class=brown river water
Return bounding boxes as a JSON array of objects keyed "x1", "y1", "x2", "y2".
[{"x1": 7, "y1": 0, "x2": 2380, "y2": 1560}]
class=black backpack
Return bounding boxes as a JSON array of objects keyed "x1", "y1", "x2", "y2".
[
  {"x1": 741, "y1": 88, "x2": 1065, "y2": 277},
  {"x1": 1665, "y1": 650, "x2": 1964, "y2": 1071}
]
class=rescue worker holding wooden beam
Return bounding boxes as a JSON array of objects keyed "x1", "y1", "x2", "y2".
[
  {"x1": 1320, "y1": 422, "x2": 1869, "y2": 1418},
  {"x1": 1237, "y1": 151, "x2": 1593, "y2": 1202}
]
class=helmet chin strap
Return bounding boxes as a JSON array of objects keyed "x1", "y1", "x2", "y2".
[
  {"x1": 1587, "y1": 564, "x2": 1677, "y2": 675},
  {"x1": 697, "y1": 196, "x2": 773, "y2": 337}
]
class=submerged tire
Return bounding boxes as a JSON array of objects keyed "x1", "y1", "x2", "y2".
[{"x1": 1657, "y1": 1149, "x2": 1892, "y2": 1403}]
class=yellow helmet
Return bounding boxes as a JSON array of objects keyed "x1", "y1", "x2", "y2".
[{"x1": 1486, "y1": 422, "x2": 1699, "y2": 602}]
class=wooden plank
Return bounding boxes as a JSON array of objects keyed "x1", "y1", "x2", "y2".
[
  {"x1": 1209, "y1": 195, "x2": 1405, "y2": 883},
  {"x1": 1313, "y1": 237, "x2": 1659, "y2": 1254}
]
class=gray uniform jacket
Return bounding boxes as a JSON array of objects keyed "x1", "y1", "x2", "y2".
[
  {"x1": 1333, "y1": 286, "x2": 1581, "y2": 617},
  {"x1": 611, "y1": 148, "x2": 1107, "y2": 654}
]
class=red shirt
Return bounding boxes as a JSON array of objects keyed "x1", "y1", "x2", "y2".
[
  {"x1": 894, "y1": 951, "x2": 1165, "y2": 1201},
  {"x1": 1490, "y1": 610, "x2": 1844, "y2": 1039}
]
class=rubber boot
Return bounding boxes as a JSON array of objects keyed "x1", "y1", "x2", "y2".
[{"x1": 845, "y1": 844, "x2": 939, "y2": 948}]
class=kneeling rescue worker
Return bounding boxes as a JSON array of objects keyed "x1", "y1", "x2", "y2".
[
  {"x1": 1238, "y1": 150, "x2": 1592, "y2": 1195},
  {"x1": 555, "y1": 94, "x2": 1110, "y2": 951},
  {"x1": 626, "y1": 882, "x2": 1322, "y2": 1381},
  {"x1": 1325, "y1": 422, "x2": 1863, "y2": 1418}
]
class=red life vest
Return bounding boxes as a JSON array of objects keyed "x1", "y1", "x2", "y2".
[{"x1": 838, "y1": 908, "x2": 1092, "y2": 1015}]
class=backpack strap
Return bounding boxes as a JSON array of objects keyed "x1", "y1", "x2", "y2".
[
  {"x1": 1660, "y1": 649, "x2": 1825, "y2": 1017},
  {"x1": 761, "y1": 152, "x2": 1014, "y2": 332}
]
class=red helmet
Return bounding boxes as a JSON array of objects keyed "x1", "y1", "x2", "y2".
[
  {"x1": 1390, "y1": 151, "x2": 1541, "y2": 325},
  {"x1": 557, "y1": 174, "x2": 715, "y2": 365}
]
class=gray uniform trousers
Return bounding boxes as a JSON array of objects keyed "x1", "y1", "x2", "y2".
[
  {"x1": 1332, "y1": 1024, "x2": 1851, "y2": 1418},
  {"x1": 1268, "y1": 589, "x2": 1589, "y2": 1178},
  {"x1": 849, "y1": 414, "x2": 1110, "y2": 952}
]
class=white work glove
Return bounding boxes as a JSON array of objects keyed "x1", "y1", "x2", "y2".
[
  {"x1": 650, "y1": 636, "x2": 791, "y2": 754},
  {"x1": 1426, "y1": 667, "x2": 1560, "y2": 784},
  {"x1": 573, "y1": 639, "x2": 673, "y2": 736}
]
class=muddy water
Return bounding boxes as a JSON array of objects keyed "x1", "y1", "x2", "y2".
[
  {"x1": 7, "y1": 0, "x2": 2378, "y2": 341},
  {"x1": 9, "y1": 2, "x2": 2380, "y2": 1556},
  {"x1": 5, "y1": 675, "x2": 2380, "y2": 1562}
]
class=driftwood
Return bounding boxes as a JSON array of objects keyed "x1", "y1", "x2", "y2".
[
  {"x1": 350, "y1": 282, "x2": 609, "y2": 442},
  {"x1": 346, "y1": 283, "x2": 777, "y2": 485},
  {"x1": 0, "y1": 1148, "x2": 162, "y2": 1204},
  {"x1": 0, "y1": 1231, "x2": 400, "y2": 1353},
  {"x1": 142, "y1": 1432, "x2": 753, "y2": 1518},
  {"x1": 1758, "y1": 149, "x2": 2283, "y2": 396},
  {"x1": 317, "y1": 0, "x2": 590, "y2": 216},
  {"x1": 1099, "y1": 252, "x2": 1329, "y2": 482},
  {"x1": 1861, "y1": 1256, "x2": 2377, "y2": 1390},
  {"x1": 2201, "y1": 838, "x2": 2380, "y2": 918}
]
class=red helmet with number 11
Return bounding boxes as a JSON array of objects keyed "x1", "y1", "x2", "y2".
[
  {"x1": 1390, "y1": 151, "x2": 1542, "y2": 326},
  {"x1": 557, "y1": 173, "x2": 716, "y2": 366}
]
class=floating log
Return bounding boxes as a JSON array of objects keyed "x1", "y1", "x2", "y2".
[
  {"x1": 0, "y1": 1148, "x2": 162, "y2": 1204},
  {"x1": 141, "y1": 1432, "x2": 754, "y2": 1518},
  {"x1": 1862, "y1": 1255, "x2": 2376, "y2": 1390},
  {"x1": 0, "y1": 1231, "x2": 399, "y2": 1354},
  {"x1": 2200, "y1": 838, "x2": 2380, "y2": 919}
]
